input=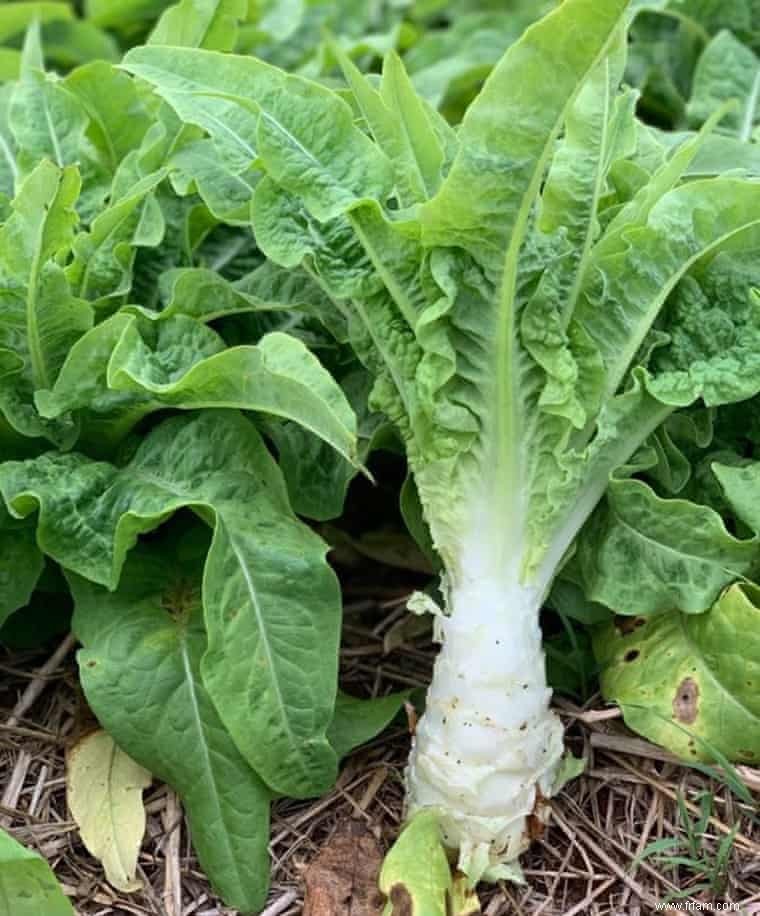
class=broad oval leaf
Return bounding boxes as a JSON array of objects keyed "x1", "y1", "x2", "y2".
[{"x1": 70, "y1": 536, "x2": 272, "y2": 913}]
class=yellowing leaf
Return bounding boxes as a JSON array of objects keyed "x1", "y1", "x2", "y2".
[
  {"x1": 594, "y1": 583, "x2": 760, "y2": 764},
  {"x1": 380, "y1": 810, "x2": 481, "y2": 916},
  {"x1": 67, "y1": 729, "x2": 152, "y2": 892}
]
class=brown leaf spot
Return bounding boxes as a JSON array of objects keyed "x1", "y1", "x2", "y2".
[
  {"x1": 388, "y1": 884, "x2": 413, "y2": 916},
  {"x1": 615, "y1": 615, "x2": 647, "y2": 635},
  {"x1": 303, "y1": 821, "x2": 385, "y2": 916},
  {"x1": 672, "y1": 677, "x2": 699, "y2": 725}
]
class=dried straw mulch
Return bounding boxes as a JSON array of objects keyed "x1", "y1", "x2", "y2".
[{"x1": 1, "y1": 590, "x2": 759, "y2": 916}]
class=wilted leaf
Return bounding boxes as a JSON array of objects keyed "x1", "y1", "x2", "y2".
[
  {"x1": 379, "y1": 810, "x2": 480, "y2": 916},
  {"x1": 67, "y1": 729, "x2": 152, "y2": 892}
]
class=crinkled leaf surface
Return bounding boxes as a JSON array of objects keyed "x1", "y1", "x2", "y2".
[
  {"x1": 263, "y1": 369, "x2": 385, "y2": 521},
  {"x1": 37, "y1": 314, "x2": 358, "y2": 462},
  {"x1": 577, "y1": 477, "x2": 759, "y2": 615},
  {"x1": 0, "y1": 159, "x2": 91, "y2": 445},
  {"x1": 594, "y1": 583, "x2": 760, "y2": 763},
  {"x1": 142, "y1": 259, "x2": 330, "y2": 325},
  {"x1": 71, "y1": 537, "x2": 272, "y2": 913},
  {"x1": 0, "y1": 410, "x2": 341, "y2": 799},
  {"x1": 66, "y1": 729, "x2": 151, "y2": 892},
  {"x1": 122, "y1": 43, "x2": 396, "y2": 218},
  {"x1": 64, "y1": 61, "x2": 154, "y2": 176},
  {"x1": 688, "y1": 30, "x2": 760, "y2": 139},
  {"x1": 169, "y1": 137, "x2": 258, "y2": 222}
]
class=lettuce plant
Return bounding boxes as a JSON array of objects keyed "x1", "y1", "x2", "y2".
[
  {"x1": 0, "y1": 9, "x2": 410, "y2": 912},
  {"x1": 124, "y1": 0, "x2": 760, "y2": 890}
]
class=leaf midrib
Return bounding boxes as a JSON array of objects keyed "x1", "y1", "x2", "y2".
[
  {"x1": 104, "y1": 739, "x2": 132, "y2": 882},
  {"x1": 123, "y1": 466, "x2": 325, "y2": 787},
  {"x1": 0, "y1": 133, "x2": 18, "y2": 184},
  {"x1": 224, "y1": 523, "x2": 303, "y2": 768},
  {"x1": 740, "y1": 68, "x2": 760, "y2": 143},
  {"x1": 41, "y1": 83, "x2": 64, "y2": 168},
  {"x1": 25, "y1": 192, "x2": 51, "y2": 392},
  {"x1": 178, "y1": 632, "x2": 247, "y2": 895}
]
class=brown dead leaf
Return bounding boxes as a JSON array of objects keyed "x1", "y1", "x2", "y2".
[{"x1": 303, "y1": 821, "x2": 385, "y2": 916}]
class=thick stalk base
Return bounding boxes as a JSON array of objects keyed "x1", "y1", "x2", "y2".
[{"x1": 405, "y1": 580, "x2": 565, "y2": 871}]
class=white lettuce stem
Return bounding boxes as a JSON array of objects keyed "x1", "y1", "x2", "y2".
[{"x1": 405, "y1": 576, "x2": 565, "y2": 867}]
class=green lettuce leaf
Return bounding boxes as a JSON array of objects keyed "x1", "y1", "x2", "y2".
[
  {"x1": 37, "y1": 313, "x2": 358, "y2": 461},
  {"x1": 328, "y1": 689, "x2": 408, "y2": 761},
  {"x1": 577, "y1": 477, "x2": 758, "y2": 615},
  {"x1": 71, "y1": 533, "x2": 272, "y2": 913},
  {"x1": 687, "y1": 30, "x2": 760, "y2": 139},
  {"x1": 124, "y1": 0, "x2": 760, "y2": 610},
  {"x1": 0, "y1": 828, "x2": 73, "y2": 916},
  {"x1": 64, "y1": 61, "x2": 153, "y2": 174},
  {"x1": 0, "y1": 507, "x2": 44, "y2": 627},
  {"x1": 9, "y1": 25, "x2": 90, "y2": 177},
  {"x1": 0, "y1": 159, "x2": 91, "y2": 445},
  {"x1": 148, "y1": 0, "x2": 247, "y2": 51},
  {"x1": 0, "y1": 410, "x2": 342, "y2": 799}
]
